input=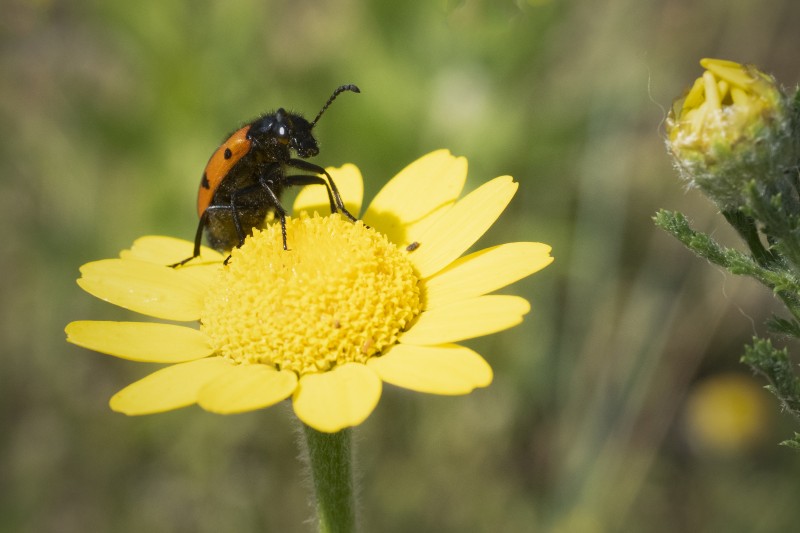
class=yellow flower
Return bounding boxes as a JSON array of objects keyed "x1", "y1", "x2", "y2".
[
  {"x1": 668, "y1": 58, "x2": 781, "y2": 148},
  {"x1": 666, "y1": 58, "x2": 794, "y2": 208},
  {"x1": 66, "y1": 150, "x2": 553, "y2": 433},
  {"x1": 684, "y1": 373, "x2": 770, "y2": 455}
]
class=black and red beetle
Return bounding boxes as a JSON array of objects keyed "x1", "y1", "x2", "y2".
[{"x1": 173, "y1": 84, "x2": 360, "y2": 266}]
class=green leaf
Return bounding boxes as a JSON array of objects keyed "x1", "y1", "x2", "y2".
[
  {"x1": 741, "y1": 338, "x2": 800, "y2": 421},
  {"x1": 767, "y1": 316, "x2": 800, "y2": 337},
  {"x1": 780, "y1": 433, "x2": 800, "y2": 449}
]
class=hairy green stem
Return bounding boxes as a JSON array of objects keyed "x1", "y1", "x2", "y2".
[{"x1": 302, "y1": 425, "x2": 356, "y2": 533}]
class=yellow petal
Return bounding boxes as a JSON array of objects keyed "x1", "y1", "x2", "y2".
[
  {"x1": 169, "y1": 262, "x2": 223, "y2": 287},
  {"x1": 424, "y1": 242, "x2": 553, "y2": 309},
  {"x1": 77, "y1": 259, "x2": 206, "y2": 321},
  {"x1": 120, "y1": 235, "x2": 224, "y2": 265},
  {"x1": 198, "y1": 364, "x2": 297, "y2": 413},
  {"x1": 109, "y1": 357, "x2": 233, "y2": 415},
  {"x1": 367, "y1": 344, "x2": 492, "y2": 395},
  {"x1": 400, "y1": 295, "x2": 530, "y2": 345},
  {"x1": 700, "y1": 58, "x2": 757, "y2": 90},
  {"x1": 681, "y1": 77, "x2": 707, "y2": 111},
  {"x1": 122, "y1": 236, "x2": 224, "y2": 285},
  {"x1": 730, "y1": 87, "x2": 748, "y2": 106},
  {"x1": 292, "y1": 363, "x2": 381, "y2": 433},
  {"x1": 409, "y1": 176, "x2": 518, "y2": 279},
  {"x1": 65, "y1": 320, "x2": 213, "y2": 363},
  {"x1": 362, "y1": 150, "x2": 467, "y2": 246},
  {"x1": 293, "y1": 163, "x2": 363, "y2": 217},
  {"x1": 703, "y1": 71, "x2": 721, "y2": 111}
]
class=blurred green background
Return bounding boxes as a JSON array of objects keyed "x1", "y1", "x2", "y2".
[{"x1": 3, "y1": 0, "x2": 800, "y2": 531}]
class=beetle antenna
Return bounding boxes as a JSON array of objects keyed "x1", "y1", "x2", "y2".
[{"x1": 311, "y1": 84, "x2": 360, "y2": 127}]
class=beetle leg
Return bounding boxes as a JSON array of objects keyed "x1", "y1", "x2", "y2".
[
  {"x1": 256, "y1": 176, "x2": 289, "y2": 250},
  {"x1": 286, "y1": 158, "x2": 357, "y2": 222},
  {"x1": 285, "y1": 174, "x2": 338, "y2": 214},
  {"x1": 170, "y1": 211, "x2": 210, "y2": 268}
]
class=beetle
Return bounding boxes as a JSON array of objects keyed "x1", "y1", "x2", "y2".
[{"x1": 172, "y1": 84, "x2": 360, "y2": 266}]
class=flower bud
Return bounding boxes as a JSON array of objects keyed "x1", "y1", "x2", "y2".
[{"x1": 666, "y1": 58, "x2": 796, "y2": 209}]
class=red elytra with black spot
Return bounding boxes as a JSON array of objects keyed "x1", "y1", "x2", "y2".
[{"x1": 197, "y1": 125, "x2": 251, "y2": 218}]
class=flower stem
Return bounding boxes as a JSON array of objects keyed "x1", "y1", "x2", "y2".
[{"x1": 302, "y1": 425, "x2": 356, "y2": 533}]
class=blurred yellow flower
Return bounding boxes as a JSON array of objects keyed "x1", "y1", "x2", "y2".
[
  {"x1": 66, "y1": 150, "x2": 553, "y2": 433},
  {"x1": 666, "y1": 58, "x2": 793, "y2": 208},
  {"x1": 684, "y1": 373, "x2": 771, "y2": 455}
]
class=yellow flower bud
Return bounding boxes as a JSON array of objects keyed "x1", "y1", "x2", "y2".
[{"x1": 667, "y1": 58, "x2": 795, "y2": 208}]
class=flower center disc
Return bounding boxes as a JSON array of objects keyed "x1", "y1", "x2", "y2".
[{"x1": 201, "y1": 214, "x2": 421, "y2": 375}]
